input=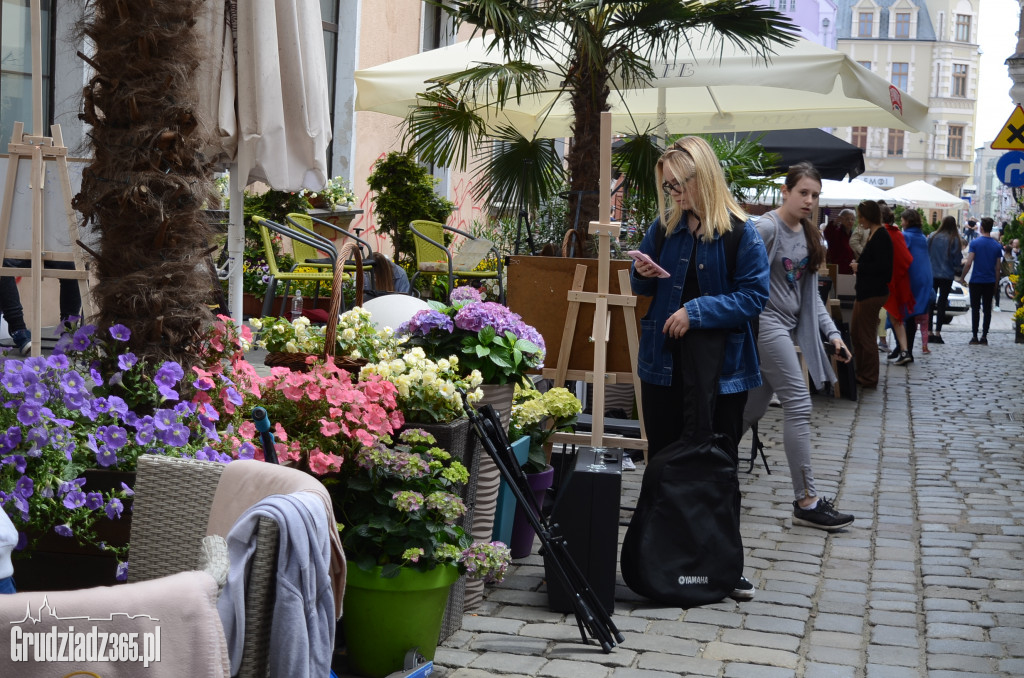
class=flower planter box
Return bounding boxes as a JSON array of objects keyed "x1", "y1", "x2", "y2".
[{"x1": 14, "y1": 470, "x2": 134, "y2": 592}]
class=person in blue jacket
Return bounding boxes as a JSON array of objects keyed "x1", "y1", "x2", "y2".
[
  {"x1": 630, "y1": 137, "x2": 769, "y2": 461},
  {"x1": 899, "y1": 209, "x2": 933, "y2": 358},
  {"x1": 630, "y1": 137, "x2": 769, "y2": 601}
]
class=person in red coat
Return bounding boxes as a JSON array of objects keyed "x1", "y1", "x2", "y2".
[{"x1": 879, "y1": 202, "x2": 915, "y2": 366}]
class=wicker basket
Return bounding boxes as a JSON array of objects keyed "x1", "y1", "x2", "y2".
[{"x1": 264, "y1": 242, "x2": 365, "y2": 372}]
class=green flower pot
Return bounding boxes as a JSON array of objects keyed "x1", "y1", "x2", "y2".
[{"x1": 342, "y1": 564, "x2": 459, "y2": 678}]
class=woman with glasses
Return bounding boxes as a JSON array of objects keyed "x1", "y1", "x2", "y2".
[
  {"x1": 629, "y1": 136, "x2": 769, "y2": 600},
  {"x1": 741, "y1": 163, "x2": 854, "y2": 532}
]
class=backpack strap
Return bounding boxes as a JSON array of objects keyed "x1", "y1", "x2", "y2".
[{"x1": 653, "y1": 214, "x2": 745, "y2": 281}]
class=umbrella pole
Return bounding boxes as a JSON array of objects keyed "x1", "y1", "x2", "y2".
[{"x1": 228, "y1": 163, "x2": 245, "y2": 322}]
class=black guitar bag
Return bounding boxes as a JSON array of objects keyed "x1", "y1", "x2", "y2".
[{"x1": 620, "y1": 329, "x2": 743, "y2": 608}]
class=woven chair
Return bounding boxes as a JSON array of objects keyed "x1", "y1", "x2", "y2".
[
  {"x1": 129, "y1": 455, "x2": 280, "y2": 678},
  {"x1": 253, "y1": 215, "x2": 338, "y2": 317},
  {"x1": 409, "y1": 220, "x2": 504, "y2": 303}
]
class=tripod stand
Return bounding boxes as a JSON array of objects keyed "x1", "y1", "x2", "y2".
[
  {"x1": 461, "y1": 391, "x2": 624, "y2": 653},
  {"x1": 513, "y1": 159, "x2": 537, "y2": 255}
]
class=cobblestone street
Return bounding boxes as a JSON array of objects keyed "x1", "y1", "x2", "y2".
[{"x1": 430, "y1": 312, "x2": 1024, "y2": 678}]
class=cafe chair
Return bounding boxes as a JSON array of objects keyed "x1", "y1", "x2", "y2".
[
  {"x1": 409, "y1": 220, "x2": 504, "y2": 303},
  {"x1": 252, "y1": 215, "x2": 337, "y2": 318},
  {"x1": 286, "y1": 212, "x2": 377, "y2": 292}
]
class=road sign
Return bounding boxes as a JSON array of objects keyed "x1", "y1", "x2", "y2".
[
  {"x1": 996, "y1": 151, "x2": 1024, "y2": 187},
  {"x1": 991, "y1": 105, "x2": 1024, "y2": 150}
]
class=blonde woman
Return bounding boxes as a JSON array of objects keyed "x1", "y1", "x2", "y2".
[{"x1": 629, "y1": 137, "x2": 770, "y2": 599}]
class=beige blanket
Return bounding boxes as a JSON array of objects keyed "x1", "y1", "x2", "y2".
[
  {"x1": 0, "y1": 571, "x2": 227, "y2": 677},
  {"x1": 205, "y1": 460, "x2": 346, "y2": 615}
]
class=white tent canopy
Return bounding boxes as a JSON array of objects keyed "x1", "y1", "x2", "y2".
[
  {"x1": 884, "y1": 180, "x2": 965, "y2": 210},
  {"x1": 355, "y1": 32, "x2": 929, "y2": 138},
  {"x1": 746, "y1": 178, "x2": 907, "y2": 207}
]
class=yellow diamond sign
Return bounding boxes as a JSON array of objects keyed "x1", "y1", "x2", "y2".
[{"x1": 991, "y1": 105, "x2": 1024, "y2": 150}]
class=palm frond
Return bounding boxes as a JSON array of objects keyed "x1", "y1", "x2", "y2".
[
  {"x1": 612, "y1": 131, "x2": 664, "y2": 208},
  {"x1": 427, "y1": 60, "x2": 553, "y2": 107},
  {"x1": 471, "y1": 126, "x2": 567, "y2": 219},
  {"x1": 405, "y1": 88, "x2": 487, "y2": 172}
]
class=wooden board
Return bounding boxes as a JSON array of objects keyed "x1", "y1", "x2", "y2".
[{"x1": 506, "y1": 256, "x2": 650, "y2": 375}]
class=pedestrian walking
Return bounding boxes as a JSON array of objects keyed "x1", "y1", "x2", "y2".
[
  {"x1": 879, "y1": 203, "x2": 914, "y2": 366},
  {"x1": 742, "y1": 163, "x2": 854, "y2": 532},
  {"x1": 960, "y1": 217, "x2": 1003, "y2": 344},
  {"x1": 927, "y1": 216, "x2": 963, "y2": 345},
  {"x1": 850, "y1": 200, "x2": 893, "y2": 389},
  {"x1": 900, "y1": 210, "x2": 933, "y2": 357}
]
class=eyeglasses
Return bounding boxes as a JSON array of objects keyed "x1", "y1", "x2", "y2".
[{"x1": 661, "y1": 176, "x2": 693, "y2": 195}]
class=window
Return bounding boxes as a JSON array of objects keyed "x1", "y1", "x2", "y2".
[
  {"x1": 951, "y1": 64, "x2": 968, "y2": 97},
  {"x1": 852, "y1": 127, "x2": 868, "y2": 150},
  {"x1": 955, "y1": 14, "x2": 971, "y2": 42},
  {"x1": 891, "y1": 62, "x2": 909, "y2": 91},
  {"x1": 858, "y1": 60, "x2": 872, "y2": 71},
  {"x1": 0, "y1": 0, "x2": 54, "y2": 146},
  {"x1": 947, "y1": 125, "x2": 964, "y2": 159},
  {"x1": 895, "y1": 12, "x2": 910, "y2": 38},
  {"x1": 887, "y1": 129, "x2": 904, "y2": 157},
  {"x1": 768, "y1": 0, "x2": 774, "y2": 7},
  {"x1": 790, "y1": 0, "x2": 796, "y2": 10},
  {"x1": 858, "y1": 12, "x2": 873, "y2": 37}
]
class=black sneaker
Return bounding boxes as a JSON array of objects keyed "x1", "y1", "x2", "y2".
[
  {"x1": 792, "y1": 497, "x2": 854, "y2": 531},
  {"x1": 969, "y1": 337, "x2": 980, "y2": 345},
  {"x1": 887, "y1": 346, "x2": 900, "y2": 361},
  {"x1": 979, "y1": 337, "x2": 988, "y2": 345},
  {"x1": 929, "y1": 334, "x2": 944, "y2": 344},
  {"x1": 893, "y1": 351, "x2": 913, "y2": 366},
  {"x1": 730, "y1": 576, "x2": 756, "y2": 601}
]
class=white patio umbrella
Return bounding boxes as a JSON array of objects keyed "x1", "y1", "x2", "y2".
[
  {"x1": 884, "y1": 180, "x2": 965, "y2": 210},
  {"x1": 198, "y1": 0, "x2": 332, "y2": 321},
  {"x1": 355, "y1": 32, "x2": 928, "y2": 137},
  {"x1": 746, "y1": 178, "x2": 908, "y2": 207}
]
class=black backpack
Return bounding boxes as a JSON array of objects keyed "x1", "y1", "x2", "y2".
[{"x1": 620, "y1": 329, "x2": 743, "y2": 608}]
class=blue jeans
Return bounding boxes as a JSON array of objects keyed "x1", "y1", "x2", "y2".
[
  {"x1": 1, "y1": 259, "x2": 82, "y2": 333},
  {"x1": 0, "y1": 576, "x2": 15, "y2": 594}
]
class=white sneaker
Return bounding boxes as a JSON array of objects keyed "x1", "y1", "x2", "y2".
[
  {"x1": 769, "y1": 392, "x2": 781, "y2": 407},
  {"x1": 621, "y1": 456, "x2": 636, "y2": 471}
]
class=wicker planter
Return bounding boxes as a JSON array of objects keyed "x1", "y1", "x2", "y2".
[{"x1": 398, "y1": 418, "x2": 475, "y2": 642}]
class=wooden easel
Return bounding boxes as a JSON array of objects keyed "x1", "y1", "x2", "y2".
[
  {"x1": 545, "y1": 112, "x2": 648, "y2": 459},
  {"x1": 0, "y1": 0, "x2": 91, "y2": 356}
]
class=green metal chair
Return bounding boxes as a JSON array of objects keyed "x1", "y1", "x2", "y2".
[
  {"x1": 286, "y1": 213, "x2": 377, "y2": 292},
  {"x1": 409, "y1": 220, "x2": 504, "y2": 303},
  {"x1": 252, "y1": 215, "x2": 337, "y2": 317}
]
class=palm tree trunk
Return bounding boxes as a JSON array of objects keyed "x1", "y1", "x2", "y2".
[
  {"x1": 74, "y1": 0, "x2": 216, "y2": 365},
  {"x1": 565, "y1": 56, "x2": 610, "y2": 257}
]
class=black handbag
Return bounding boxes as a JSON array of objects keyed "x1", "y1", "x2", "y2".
[{"x1": 620, "y1": 330, "x2": 743, "y2": 608}]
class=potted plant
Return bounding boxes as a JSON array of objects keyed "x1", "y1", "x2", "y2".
[
  {"x1": 507, "y1": 385, "x2": 582, "y2": 558},
  {"x1": 303, "y1": 175, "x2": 358, "y2": 211},
  {"x1": 0, "y1": 317, "x2": 256, "y2": 589}
]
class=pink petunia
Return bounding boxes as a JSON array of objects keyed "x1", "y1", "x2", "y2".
[{"x1": 320, "y1": 418, "x2": 341, "y2": 437}]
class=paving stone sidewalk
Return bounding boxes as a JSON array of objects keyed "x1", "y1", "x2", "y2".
[{"x1": 428, "y1": 315, "x2": 1024, "y2": 678}]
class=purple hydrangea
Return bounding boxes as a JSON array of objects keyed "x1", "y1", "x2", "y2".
[
  {"x1": 453, "y1": 302, "x2": 517, "y2": 333},
  {"x1": 399, "y1": 310, "x2": 454, "y2": 336},
  {"x1": 449, "y1": 286, "x2": 483, "y2": 304}
]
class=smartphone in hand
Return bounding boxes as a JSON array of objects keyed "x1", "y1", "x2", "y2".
[{"x1": 627, "y1": 250, "x2": 671, "y2": 278}]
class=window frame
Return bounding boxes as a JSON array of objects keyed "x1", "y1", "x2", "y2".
[
  {"x1": 887, "y1": 129, "x2": 904, "y2": 157},
  {"x1": 955, "y1": 14, "x2": 971, "y2": 42},
  {"x1": 894, "y1": 12, "x2": 911, "y2": 38},
  {"x1": 851, "y1": 126, "x2": 868, "y2": 150},
  {"x1": 891, "y1": 62, "x2": 909, "y2": 91},
  {"x1": 951, "y1": 64, "x2": 968, "y2": 97},
  {"x1": 947, "y1": 125, "x2": 965, "y2": 159},
  {"x1": 858, "y1": 12, "x2": 873, "y2": 38}
]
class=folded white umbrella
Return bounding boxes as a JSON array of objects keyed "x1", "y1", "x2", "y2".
[
  {"x1": 196, "y1": 0, "x2": 332, "y2": 321},
  {"x1": 884, "y1": 180, "x2": 965, "y2": 210},
  {"x1": 355, "y1": 32, "x2": 928, "y2": 137}
]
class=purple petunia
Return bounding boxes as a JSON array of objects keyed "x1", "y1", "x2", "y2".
[
  {"x1": 152, "y1": 409, "x2": 176, "y2": 431},
  {"x1": 63, "y1": 489, "x2": 86, "y2": 509},
  {"x1": 117, "y1": 352, "x2": 138, "y2": 370},
  {"x1": 109, "y1": 324, "x2": 131, "y2": 341},
  {"x1": 85, "y1": 492, "x2": 104, "y2": 510},
  {"x1": 97, "y1": 425, "x2": 128, "y2": 451},
  {"x1": 71, "y1": 330, "x2": 92, "y2": 351},
  {"x1": 16, "y1": 402, "x2": 42, "y2": 426},
  {"x1": 104, "y1": 498, "x2": 124, "y2": 520},
  {"x1": 115, "y1": 561, "x2": 129, "y2": 581},
  {"x1": 60, "y1": 370, "x2": 88, "y2": 395},
  {"x1": 14, "y1": 476, "x2": 33, "y2": 499},
  {"x1": 54, "y1": 524, "x2": 73, "y2": 538},
  {"x1": 157, "y1": 422, "x2": 190, "y2": 447},
  {"x1": 154, "y1": 361, "x2": 184, "y2": 388}
]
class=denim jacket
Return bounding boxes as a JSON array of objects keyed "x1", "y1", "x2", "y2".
[
  {"x1": 927, "y1": 231, "x2": 962, "y2": 280},
  {"x1": 630, "y1": 216, "x2": 770, "y2": 392}
]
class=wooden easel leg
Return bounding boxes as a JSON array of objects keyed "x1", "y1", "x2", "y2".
[{"x1": 617, "y1": 268, "x2": 648, "y2": 462}]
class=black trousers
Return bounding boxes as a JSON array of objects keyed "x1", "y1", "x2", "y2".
[
  {"x1": 930, "y1": 277, "x2": 953, "y2": 333},
  {"x1": 968, "y1": 282, "x2": 995, "y2": 338}
]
